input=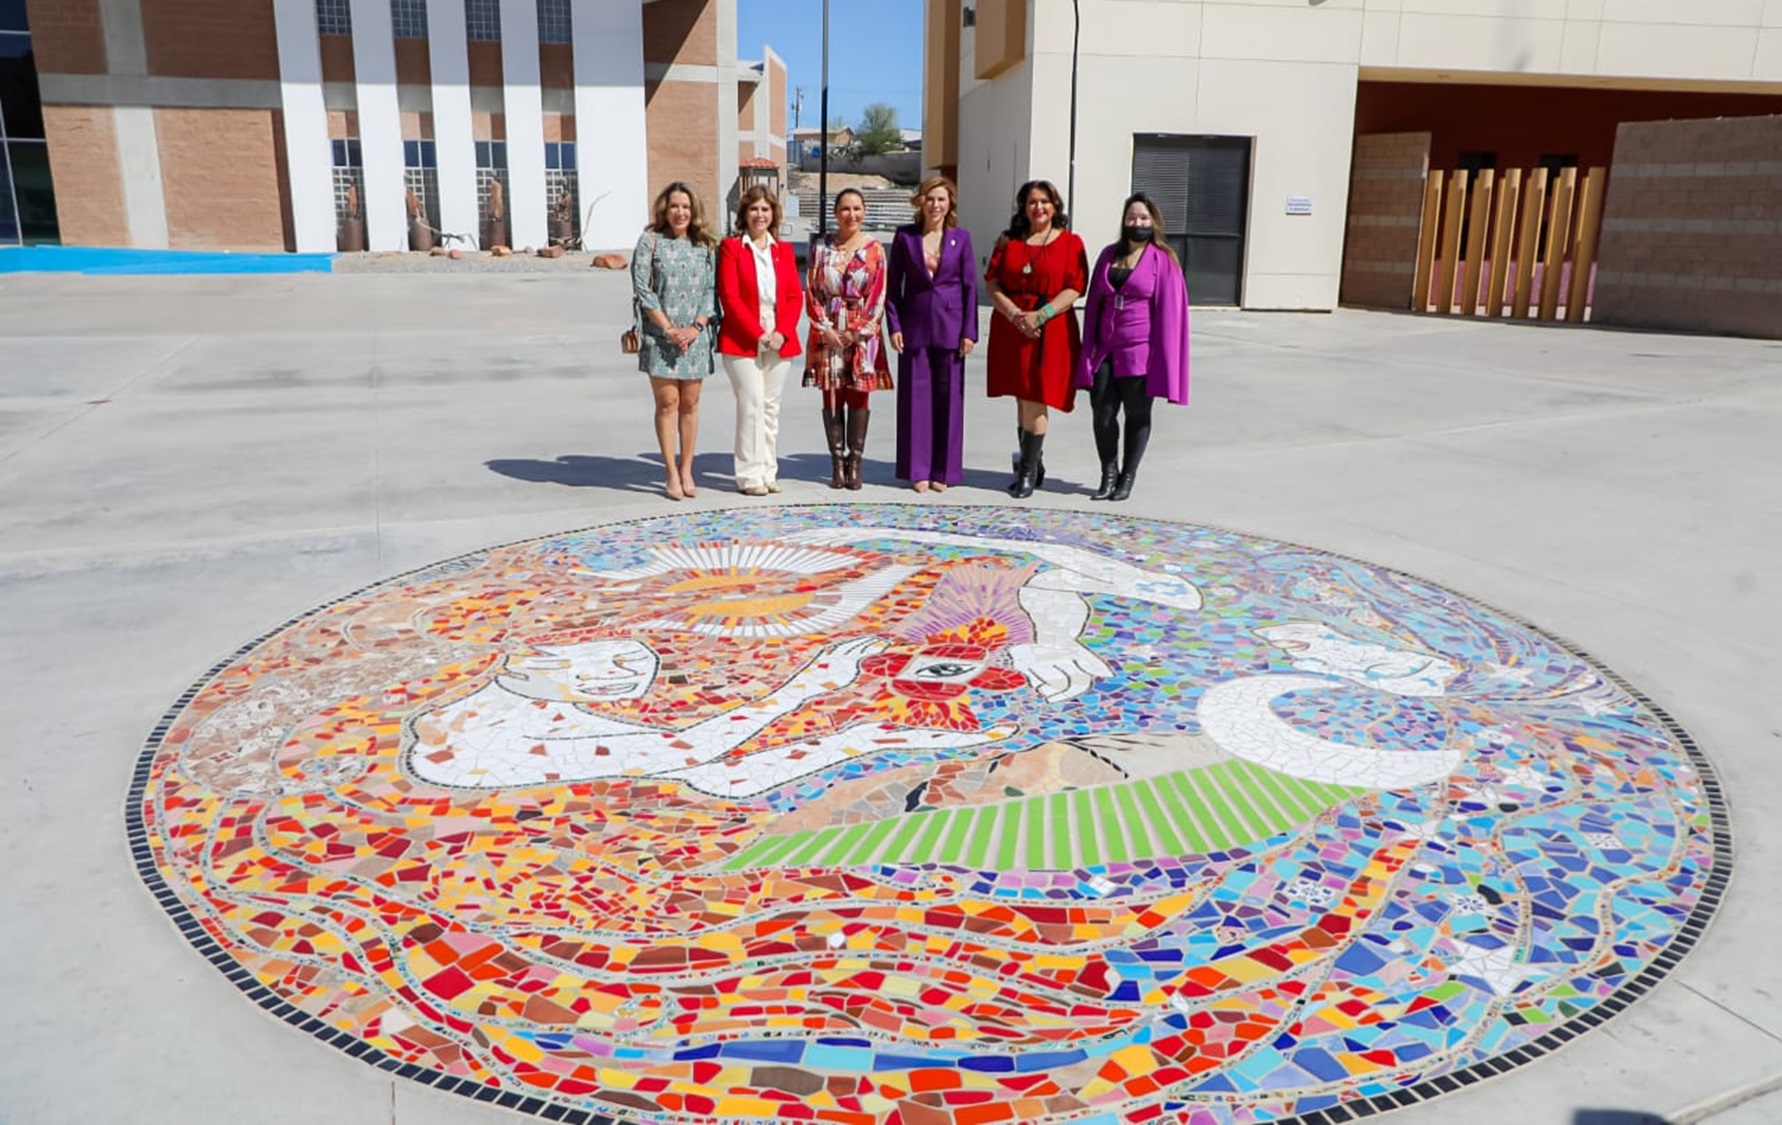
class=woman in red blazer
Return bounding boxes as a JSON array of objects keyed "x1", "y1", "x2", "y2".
[{"x1": 716, "y1": 185, "x2": 803, "y2": 495}]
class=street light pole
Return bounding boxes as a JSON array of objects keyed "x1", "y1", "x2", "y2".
[
  {"x1": 818, "y1": 0, "x2": 830, "y2": 238},
  {"x1": 1068, "y1": 0, "x2": 1081, "y2": 210}
]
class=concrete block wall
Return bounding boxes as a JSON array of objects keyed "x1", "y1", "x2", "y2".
[
  {"x1": 1339, "y1": 132, "x2": 1431, "y2": 310},
  {"x1": 1592, "y1": 115, "x2": 1782, "y2": 339}
]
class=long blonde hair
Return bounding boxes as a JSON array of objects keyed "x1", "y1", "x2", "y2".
[{"x1": 648, "y1": 181, "x2": 717, "y2": 249}]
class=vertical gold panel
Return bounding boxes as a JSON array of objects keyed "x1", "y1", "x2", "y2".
[
  {"x1": 1512, "y1": 167, "x2": 1549, "y2": 319},
  {"x1": 1486, "y1": 169, "x2": 1522, "y2": 319},
  {"x1": 1566, "y1": 167, "x2": 1607, "y2": 324},
  {"x1": 1538, "y1": 167, "x2": 1577, "y2": 321},
  {"x1": 1412, "y1": 174, "x2": 1443, "y2": 313},
  {"x1": 1460, "y1": 168, "x2": 1495, "y2": 316},
  {"x1": 1434, "y1": 171, "x2": 1467, "y2": 315}
]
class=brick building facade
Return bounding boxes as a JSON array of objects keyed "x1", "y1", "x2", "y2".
[{"x1": 7, "y1": 0, "x2": 784, "y2": 253}]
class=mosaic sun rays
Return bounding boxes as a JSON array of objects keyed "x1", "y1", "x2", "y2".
[{"x1": 129, "y1": 506, "x2": 1729, "y2": 1125}]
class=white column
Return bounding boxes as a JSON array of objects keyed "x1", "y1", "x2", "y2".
[
  {"x1": 99, "y1": 0, "x2": 169, "y2": 248},
  {"x1": 715, "y1": 0, "x2": 740, "y2": 212},
  {"x1": 426, "y1": 0, "x2": 479, "y2": 246},
  {"x1": 498, "y1": 0, "x2": 547, "y2": 249},
  {"x1": 271, "y1": 0, "x2": 337, "y2": 253},
  {"x1": 571, "y1": 0, "x2": 648, "y2": 251},
  {"x1": 349, "y1": 0, "x2": 407, "y2": 251}
]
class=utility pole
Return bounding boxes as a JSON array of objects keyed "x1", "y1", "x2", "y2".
[
  {"x1": 818, "y1": 0, "x2": 830, "y2": 238},
  {"x1": 792, "y1": 85, "x2": 804, "y2": 131}
]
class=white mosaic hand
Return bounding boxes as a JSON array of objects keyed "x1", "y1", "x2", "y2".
[
  {"x1": 784, "y1": 635, "x2": 888, "y2": 699},
  {"x1": 1007, "y1": 641, "x2": 1114, "y2": 703}
]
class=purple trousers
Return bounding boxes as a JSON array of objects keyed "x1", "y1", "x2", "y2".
[{"x1": 895, "y1": 346, "x2": 965, "y2": 484}]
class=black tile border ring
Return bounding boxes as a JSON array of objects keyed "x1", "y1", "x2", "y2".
[{"x1": 121, "y1": 502, "x2": 1735, "y2": 1125}]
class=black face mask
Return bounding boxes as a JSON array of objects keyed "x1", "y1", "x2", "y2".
[{"x1": 1122, "y1": 225, "x2": 1154, "y2": 244}]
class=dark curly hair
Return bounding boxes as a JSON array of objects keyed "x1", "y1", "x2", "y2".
[{"x1": 1003, "y1": 179, "x2": 1069, "y2": 240}]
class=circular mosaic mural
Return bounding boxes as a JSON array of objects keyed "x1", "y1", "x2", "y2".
[{"x1": 130, "y1": 505, "x2": 1729, "y2": 1125}]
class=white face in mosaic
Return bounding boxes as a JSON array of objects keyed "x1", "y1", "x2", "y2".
[
  {"x1": 498, "y1": 639, "x2": 660, "y2": 701},
  {"x1": 1259, "y1": 622, "x2": 1460, "y2": 697}
]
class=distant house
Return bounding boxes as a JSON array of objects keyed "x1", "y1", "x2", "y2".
[{"x1": 792, "y1": 125, "x2": 855, "y2": 156}]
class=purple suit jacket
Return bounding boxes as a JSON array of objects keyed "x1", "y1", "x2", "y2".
[
  {"x1": 885, "y1": 224, "x2": 979, "y2": 351},
  {"x1": 1073, "y1": 241, "x2": 1191, "y2": 406}
]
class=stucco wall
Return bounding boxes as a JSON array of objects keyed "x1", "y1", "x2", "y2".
[{"x1": 946, "y1": 0, "x2": 1782, "y2": 311}]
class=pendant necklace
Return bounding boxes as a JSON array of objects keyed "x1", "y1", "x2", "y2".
[{"x1": 1022, "y1": 227, "x2": 1054, "y2": 275}]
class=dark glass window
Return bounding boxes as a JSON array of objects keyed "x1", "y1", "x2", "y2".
[
  {"x1": 9, "y1": 141, "x2": 58, "y2": 242},
  {"x1": 465, "y1": 0, "x2": 501, "y2": 41},
  {"x1": 537, "y1": 0, "x2": 571, "y2": 44},
  {"x1": 0, "y1": 38, "x2": 46, "y2": 139},
  {"x1": 403, "y1": 140, "x2": 437, "y2": 168},
  {"x1": 0, "y1": 18, "x2": 54, "y2": 243},
  {"x1": 391, "y1": 0, "x2": 429, "y2": 38},
  {"x1": 315, "y1": 0, "x2": 352, "y2": 36}
]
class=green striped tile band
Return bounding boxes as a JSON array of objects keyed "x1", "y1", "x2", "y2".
[{"x1": 720, "y1": 761, "x2": 1365, "y2": 872}]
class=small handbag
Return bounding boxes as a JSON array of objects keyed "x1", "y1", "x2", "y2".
[{"x1": 620, "y1": 233, "x2": 659, "y2": 355}]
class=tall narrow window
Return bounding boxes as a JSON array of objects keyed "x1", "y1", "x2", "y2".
[
  {"x1": 536, "y1": 0, "x2": 571, "y2": 44},
  {"x1": 465, "y1": 0, "x2": 502, "y2": 41},
  {"x1": 0, "y1": 8, "x2": 59, "y2": 244},
  {"x1": 391, "y1": 0, "x2": 429, "y2": 39},
  {"x1": 315, "y1": 0, "x2": 352, "y2": 36}
]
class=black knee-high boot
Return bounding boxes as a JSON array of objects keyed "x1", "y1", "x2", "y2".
[
  {"x1": 1111, "y1": 389, "x2": 1153, "y2": 502},
  {"x1": 1009, "y1": 430, "x2": 1044, "y2": 499}
]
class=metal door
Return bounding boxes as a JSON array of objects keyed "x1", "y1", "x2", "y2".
[{"x1": 1131, "y1": 134, "x2": 1252, "y2": 307}]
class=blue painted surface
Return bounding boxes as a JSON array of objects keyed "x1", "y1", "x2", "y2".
[{"x1": 0, "y1": 246, "x2": 335, "y2": 275}]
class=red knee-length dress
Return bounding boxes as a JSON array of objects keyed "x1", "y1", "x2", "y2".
[{"x1": 984, "y1": 230, "x2": 1089, "y2": 411}]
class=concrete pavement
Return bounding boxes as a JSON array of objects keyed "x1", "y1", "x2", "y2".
[{"x1": 1, "y1": 269, "x2": 1778, "y2": 1125}]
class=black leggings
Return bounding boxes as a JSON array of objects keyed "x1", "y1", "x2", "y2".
[{"x1": 1090, "y1": 362, "x2": 1154, "y2": 470}]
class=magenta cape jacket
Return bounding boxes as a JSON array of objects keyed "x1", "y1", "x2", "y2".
[{"x1": 1071, "y1": 241, "x2": 1191, "y2": 406}]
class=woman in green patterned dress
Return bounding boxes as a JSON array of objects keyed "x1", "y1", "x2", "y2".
[{"x1": 632, "y1": 182, "x2": 719, "y2": 500}]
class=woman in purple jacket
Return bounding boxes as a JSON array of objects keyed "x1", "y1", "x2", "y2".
[
  {"x1": 886, "y1": 176, "x2": 978, "y2": 492},
  {"x1": 1073, "y1": 192, "x2": 1191, "y2": 501}
]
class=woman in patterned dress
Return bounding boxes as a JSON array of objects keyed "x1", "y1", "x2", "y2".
[
  {"x1": 803, "y1": 188, "x2": 892, "y2": 490},
  {"x1": 983, "y1": 180, "x2": 1088, "y2": 499},
  {"x1": 631, "y1": 181, "x2": 718, "y2": 500}
]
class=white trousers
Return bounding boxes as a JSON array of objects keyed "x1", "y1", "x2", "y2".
[{"x1": 723, "y1": 350, "x2": 789, "y2": 490}]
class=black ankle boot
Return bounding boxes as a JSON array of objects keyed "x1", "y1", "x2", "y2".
[
  {"x1": 1009, "y1": 431, "x2": 1044, "y2": 499},
  {"x1": 1090, "y1": 463, "x2": 1119, "y2": 501},
  {"x1": 1111, "y1": 467, "x2": 1136, "y2": 501}
]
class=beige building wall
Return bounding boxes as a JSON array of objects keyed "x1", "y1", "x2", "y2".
[{"x1": 949, "y1": 0, "x2": 1782, "y2": 310}]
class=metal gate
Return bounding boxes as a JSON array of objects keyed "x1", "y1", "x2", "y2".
[{"x1": 1131, "y1": 134, "x2": 1252, "y2": 307}]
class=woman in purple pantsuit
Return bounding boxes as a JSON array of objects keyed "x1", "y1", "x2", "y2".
[
  {"x1": 1072, "y1": 192, "x2": 1191, "y2": 502},
  {"x1": 886, "y1": 176, "x2": 978, "y2": 492}
]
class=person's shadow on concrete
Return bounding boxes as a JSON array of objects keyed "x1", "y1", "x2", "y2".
[
  {"x1": 488, "y1": 451, "x2": 1093, "y2": 498},
  {"x1": 485, "y1": 452, "x2": 732, "y2": 495}
]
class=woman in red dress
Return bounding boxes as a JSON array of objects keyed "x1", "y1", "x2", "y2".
[{"x1": 984, "y1": 179, "x2": 1088, "y2": 498}]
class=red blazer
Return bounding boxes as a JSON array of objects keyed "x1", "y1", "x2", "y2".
[{"x1": 716, "y1": 235, "x2": 804, "y2": 359}]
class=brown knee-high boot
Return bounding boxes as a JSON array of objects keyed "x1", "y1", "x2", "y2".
[
  {"x1": 845, "y1": 406, "x2": 870, "y2": 491},
  {"x1": 823, "y1": 406, "x2": 847, "y2": 490}
]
